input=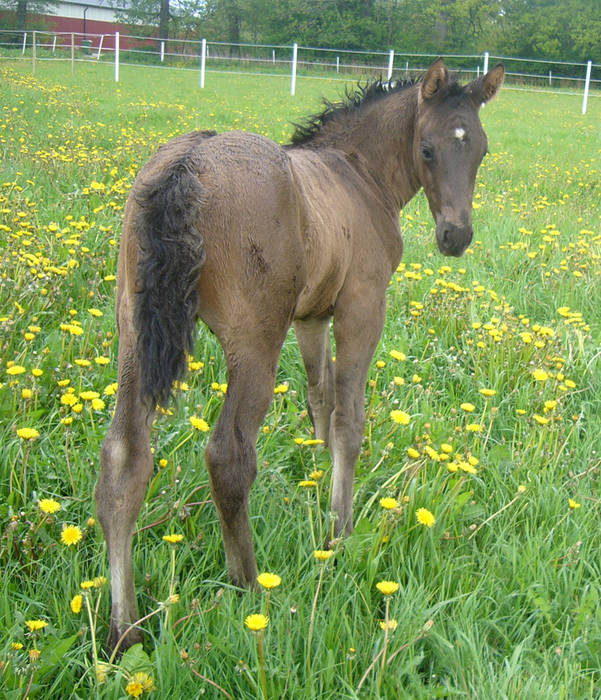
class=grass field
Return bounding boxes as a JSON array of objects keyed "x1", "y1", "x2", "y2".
[{"x1": 1, "y1": 59, "x2": 601, "y2": 699}]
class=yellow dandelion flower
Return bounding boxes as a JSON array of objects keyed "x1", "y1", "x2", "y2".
[
  {"x1": 389, "y1": 350, "x2": 406, "y2": 361},
  {"x1": 61, "y1": 525, "x2": 83, "y2": 546},
  {"x1": 70, "y1": 595, "x2": 83, "y2": 614},
  {"x1": 80, "y1": 580, "x2": 95, "y2": 590},
  {"x1": 38, "y1": 498, "x2": 60, "y2": 514},
  {"x1": 17, "y1": 427, "x2": 40, "y2": 440},
  {"x1": 314, "y1": 550, "x2": 334, "y2": 561},
  {"x1": 11, "y1": 642, "x2": 24, "y2": 650},
  {"x1": 532, "y1": 369, "x2": 549, "y2": 382},
  {"x1": 407, "y1": 447, "x2": 420, "y2": 459},
  {"x1": 6, "y1": 365, "x2": 26, "y2": 375},
  {"x1": 91, "y1": 398, "x2": 106, "y2": 411},
  {"x1": 257, "y1": 572, "x2": 282, "y2": 590},
  {"x1": 61, "y1": 392, "x2": 78, "y2": 406},
  {"x1": 189, "y1": 416, "x2": 209, "y2": 432},
  {"x1": 458, "y1": 461, "x2": 478, "y2": 475},
  {"x1": 302, "y1": 439, "x2": 324, "y2": 446},
  {"x1": 299, "y1": 480, "x2": 318, "y2": 488},
  {"x1": 568, "y1": 498, "x2": 581, "y2": 509},
  {"x1": 533, "y1": 414, "x2": 550, "y2": 426},
  {"x1": 309, "y1": 470, "x2": 324, "y2": 480},
  {"x1": 379, "y1": 497, "x2": 399, "y2": 510},
  {"x1": 29, "y1": 649, "x2": 41, "y2": 662},
  {"x1": 162, "y1": 533, "x2": 184, "y2": 544},
  {"x1": 21, "y1": 388, "x2": 33, "y2": 399},
  {"x1": 72, "y1": 403, "x2": 84, "y2": 414},
  {"x1": 94, "y1": 356, "x2": 110, "y2": 365},
  {"x1": 376, "y1": 360, "x2": 386, "y2": 369},
  {"x1": 479, "y1": 388, "x2": 496, "y2": 397},
  {"x1": 125, "y1": 679, "x2": 144, "y2": 698},
  {"x1": 393, "y1": 376, "x2": 405, "y2": 385},
  {"x1": 88, "y1": 308, "x2": 103, "y2": 317},
  {"x1": 31, "y1": 368, "x2": 43, "y2": 377},
  {"x1": 245, "y1": 613, "x2": 268, "y2": 631},
  {"x1": 390, "y1": 410, "x2": 411, "y2": 425},
  {"x1": 79, "y1": 391, "x2": 100, "y2": 401},
  {"x1": 376, "y1": 580, "x2": 400, "y2": 595},
  {"x1": 465, "y1": 424, "x2": 484, "y2": 433},
  {"x1": 74, "y1": 359, "x2": 91, "y2": 367},
  {"x1": 416, "y1": 507, "x2": 436, "y2": 528},
  {"x1": 379, "y1": 618, "x2": 398, "y2": 631},
  {"x1": 25, "y1": 619, "x2": 48, "y2": 632},
  {"x1": 273, "y1": 383, "x2": 289, "y2": 394},
  {"x1": 159, "y1": 458, "x2": 168, "y2": 468},
  {"x1": 460, "y1": 402, "x2": 475, "y2": 412}
]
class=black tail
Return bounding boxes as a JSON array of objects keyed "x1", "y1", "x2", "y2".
[{"x1": 133, "y1": 146, "x2": 209, "y2": 410}]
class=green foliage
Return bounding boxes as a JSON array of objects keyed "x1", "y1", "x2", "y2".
[
  {"x1": 0, "y1": 60, "x2": 601, "y2": 697},
  {"x1": 124, "y1": 0, "x2": 601, "y2": 64}
]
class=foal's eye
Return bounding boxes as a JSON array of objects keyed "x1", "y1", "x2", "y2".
[{"x1": 420, "y1": 144, "x2": 434, "y2": 162}]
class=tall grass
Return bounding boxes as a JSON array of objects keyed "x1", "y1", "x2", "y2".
[{"x1": 1, "y1": 60, "x2": 600, "y2": 698}]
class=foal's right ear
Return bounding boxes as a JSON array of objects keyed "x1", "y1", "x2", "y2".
[{"x1": 420, "y1": 58, "x2": 449, "y2": 101}]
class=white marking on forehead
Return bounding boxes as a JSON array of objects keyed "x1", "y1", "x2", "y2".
[{"x1": 454, "y1": 127, "x2": 466, "y2": 141}]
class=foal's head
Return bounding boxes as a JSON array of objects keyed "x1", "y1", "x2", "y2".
[{"x1": 413, "y1": 59, "x2": 504, "y2": 257}]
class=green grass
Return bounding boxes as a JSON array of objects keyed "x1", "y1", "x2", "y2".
[{"x1": 1, "y1": 59, "x2": 601, "y2": 698}]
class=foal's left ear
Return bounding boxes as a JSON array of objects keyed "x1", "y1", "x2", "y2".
[
  {"x1": 420, "y1": 58, "x2": 449, "y2": 101},
  {"x1": 467, "y1": 63, "x2": 505, "y2": 107}
]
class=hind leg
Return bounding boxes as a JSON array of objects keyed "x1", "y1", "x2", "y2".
[
  {"x1": 205, "y1": 327, "x2": 288, "y2": 586},
  {"x1": 294, "y1": 318, "x2": 335, "y2": 446},
  {"x1": 96, "y1": 293, "x2": 155, "y2": 651}
]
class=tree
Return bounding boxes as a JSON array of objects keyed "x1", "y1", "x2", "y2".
[{"x1": 0, "y1": 0, "x2": 60, "y2": 30}]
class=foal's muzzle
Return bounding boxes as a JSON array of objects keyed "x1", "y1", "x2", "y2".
[{"x1": 435, "y1": 220, "x2": 473, "y2": 257}]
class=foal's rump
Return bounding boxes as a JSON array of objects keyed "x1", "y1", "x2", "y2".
[{"x1": 126, "y1": 129, "x2": 306, "y2": 409}]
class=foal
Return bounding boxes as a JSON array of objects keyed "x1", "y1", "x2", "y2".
[{"x1": 97, "y1": 58, "x2": 504, "y2": 649}]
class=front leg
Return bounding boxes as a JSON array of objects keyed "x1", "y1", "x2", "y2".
[{"x1": 330, "y1": 286, "x2": 386, "y2": 536}]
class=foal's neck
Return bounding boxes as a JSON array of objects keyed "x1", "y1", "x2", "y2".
[{"x1": 344, "y1": 86, "x2": 421, "y2": 212}]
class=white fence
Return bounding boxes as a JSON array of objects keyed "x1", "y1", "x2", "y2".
[{"x1": 0, "y1": 29, "x2": 598, "y2": 114}]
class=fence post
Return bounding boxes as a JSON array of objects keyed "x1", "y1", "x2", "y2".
[
  {"x1": 336, "y1": 55, "x2": 339, "y2": 73},
  {"x1": 483, "y1": 51, "x2": 489, "y2": 75},
  {"x1": 160, "y1": 40, "x2": 165, "y2": 63},
  {"x1": 290, "y1": 42, "x2": 298, "y2": 96},
  {"x1": 32, "y1": 31, "x2": 36, "y2": 74},
  {"x1": 71, "y1": 32, "x2": 75, "y2": 75},
  {"x1": 22, "y1": 31, "x2": 27, "y2": 55},
  {"x1": 52, "y1": 35, "x2": 57, "y2": 54},
  {"x1": 387, "y1": 49, "x2": 394, "y2": 81},
  {"x1": 582, "y1": 60, "x2": 592, "y2": 115},
  {"x1": 200, "y1": 38, "x2": 206, "y2": 88},
  {"x1": 96, "y1": 35, "x2": 104, "y2": 60},
  {"x1": 114, "y1": 31, "x2": 119, "y2": 82}
]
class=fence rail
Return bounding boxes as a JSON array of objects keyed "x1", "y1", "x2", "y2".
[{"x1": 0, "y1": 29, "x2": 598, "y2": 113}]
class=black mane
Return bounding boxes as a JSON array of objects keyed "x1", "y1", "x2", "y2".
[{"x1": 289, "y1": 77, "x2": 416, "y2": 147}]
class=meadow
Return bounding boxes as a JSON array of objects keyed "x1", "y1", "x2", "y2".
[{"x1": 1, "y1": 59, "x2": 600, "y2": 699}]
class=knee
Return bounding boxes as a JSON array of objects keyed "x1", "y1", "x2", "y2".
[
  {"x1": 333, "y1": 407, "x2": 365, "y2": 454},
  {"x1": 97, "y1": 434, "x2": 153, "y2": 521},
  {"x1": 205, "y1": 434, "x2": 257, "y2": 516}
]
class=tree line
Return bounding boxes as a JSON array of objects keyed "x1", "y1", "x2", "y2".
[{"x1": 2, "y1": 0, "x2": 600, "y2": 64}]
